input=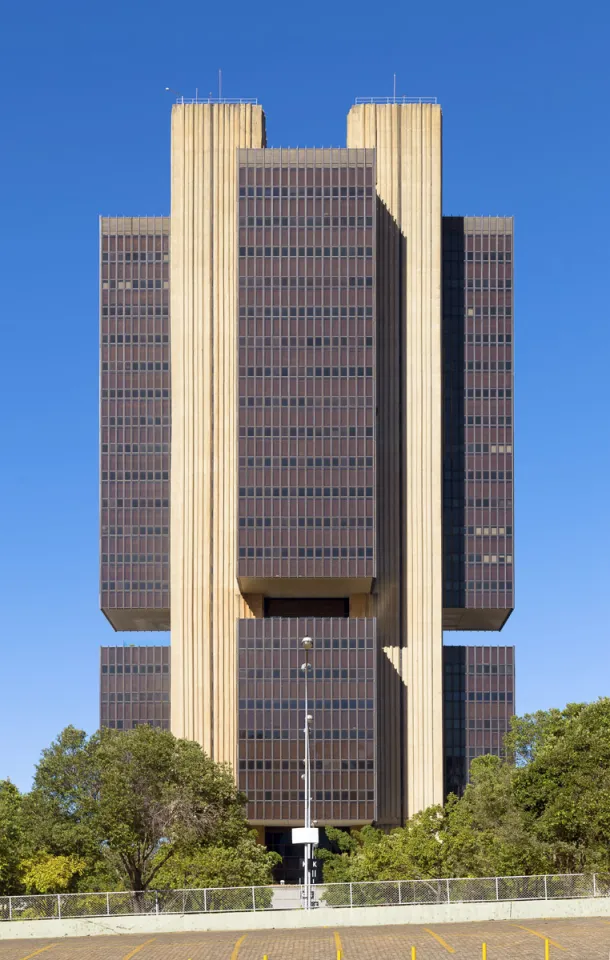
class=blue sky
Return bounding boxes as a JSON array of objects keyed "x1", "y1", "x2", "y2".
[{"x1": 1, "y1": 0, "x2": 608, "y2": 790}]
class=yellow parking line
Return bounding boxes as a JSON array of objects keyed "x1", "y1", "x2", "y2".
[
  {"x1": 423, "y1": 928, "x2": 455, "y2": 953},
  {"x1": 230, "y1": 934, "x2": 247, "y2": 960},
  {"x1": 19, "y1": 947, "x2": 57, "y2": 960},
  {"x1": 122, "y1": 939, "x2": 157, "y2": 960},
  {"x1": 334, "y1": 930, "x2": 343, "y2": 957},
  {"x1": 514, "y1": 926, "x2": 565, "y2": 950}
]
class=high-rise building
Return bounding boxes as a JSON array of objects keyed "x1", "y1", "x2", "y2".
[
  {"x1": 442, "y1": 645, "x2": 515, "y2": 797},
  {"x1": 100, "y1": 97, "x2": 514, "y2": 840},
  {"x1": 100, "y1": 645, "x2": 170, "y2": 730}
]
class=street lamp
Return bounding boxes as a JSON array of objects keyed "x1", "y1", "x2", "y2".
[{"x1": 291, "y1": 636, "x2": 319, "y2": 909}]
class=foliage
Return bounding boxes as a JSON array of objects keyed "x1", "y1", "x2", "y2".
[
  {"x1": 21, "y1": 725, "x2": 260, "y2": 893},
  {"x1": 319, "y1": 699, "x2": 610, "y2": 882},
  {"x1": 21, "y1": 853, "x2": 88, "y2": 894},
  {"x1": 152, "y1": 833, "x2": 280, "y2": 890},
  {"x1": 0, "y1": 780, "x2": 24, "y2": 895}
]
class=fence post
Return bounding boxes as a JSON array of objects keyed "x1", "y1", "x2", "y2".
[
  {"x1": 106, "y1": 892, "x2": 110, "y2": 916},
  {"x1": 398, "y1": 880, "x2": 402, "y2": 905},
  {"x1": 203, "y1": 888, "x2": 207, "y2": 913},
  {"x1": 8, "y1": 897, "x2": 11, "y2": 921},
  {"x1": 544, "y1": 875, "x2": 548, "y2": 900},
  {"x1": 182, "y1": 890, "x2": 186, "y2": 913},
  {"x1": 349, "y1": 882, "x2": 353, "y2": 908},
  {"x1": 593, "y1": 874, "x2": 597, "y2": 897},
  {"x1": 446, "y1": 878, "x2": 451, "y2": 904},
  {"x1": 495, "y1": 877, "x2": 499, "y2": 901},
  {"x1": 155, "y1": 892, "x2": 159, "y2": 916},
  {"x1": 252, "y1": 886, "x2": 256, "y2": 911},
  {"x1": 57, "y1": 894, "x2": 61, "y2": 920}
]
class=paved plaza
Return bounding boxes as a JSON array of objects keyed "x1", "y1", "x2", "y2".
[{"x1": 1, "y1": 918, "x2": 610, "y2": 960}]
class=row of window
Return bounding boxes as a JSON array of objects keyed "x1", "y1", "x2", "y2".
[
  {"x1": 102, "y1": 252, "x2": 168, "y2": 262},
  {"x1": 104, "y1": 720, "x2": 170, "y2": 729},
  {"x1": 101, "y1": 582, "x2": 168, "y2": 591},
  {"x1": 102, "y1": 307, "x2": 169, "y2": 317},
  {"x1": 102, "y1": 390, "x2": 170, "y2": 399},
  {"x1": 240, "y1": 245, "x2": 374, "y2": 259},
  {"x1": 103, "y1": 500, "x2": 169, "y2": 508},
  {"x1": 239, "y1": 518, "x2": 373, "y2": 529},
  {"x1": 239, "y1": 486, "x2": 373, "y2": 498},
  {"x1": 465, "y1": 333, "x2": 512, "y2": 344},
  {"x1": 240, "y1": 306, "x2": 373, "y2": 318},
  {"x1": 239, "y1": 398, "x2": 373, "y2": 408},
  {"x1": 444, "y1": 581, "x2": 512, "y2": 590},
  {"x1": 241, "y1": 216, "x2": 373, "y2": 227},
  {"x1": 239, "y1": 729, "x2": 373, "y2": 740},
  {"x1": 102, "y1": 334, "x2": 169, "y2": 344},
  {"x1": 102, "y1": 693, "x2": 170, "y2": 701},
  {"x1": 102, "y1": 473, "x2": 169, "y2": 482},
  {"x1": 443, "y1": 662, "x2": 513, "y2": 675},
  {"x1": 102, "y1": 280, "x2": 169, "y2": 290},
  {"x1": 465, "y1": 417, "x2": 511, "y2": 426},
  {"x1": 465, "y1": 388, "x2": 512, "y2": 399},
  {"x1": 238, "y1": 759, "x2": 374, "y2": 771},
  {"x1": 466, "y1": 471, "x2": 513, "y2": 481},
  {"x1": 445, "y1": 498, "x2": 513, "y2": 508},
  {"x1": 101, "y1": 555, "x2": 169, "y2": 563},
  {"x1": 102, "y1": 445, "x2": 169, "y2": 454},
  {"x1": 467, "y1": 361, "x2": 511, "y2": 371},
  {"x1": 106, "y1": 418, "x2": 169, "y2": 428},
  {"x1": 241, "y1": 456, "x2": 373, "y2": 468},
  {"x1": 445, "y1": 526, "x2": 512, "y2": 536},
  {"x1": 244, "y1": 790, "x2": 375, "y2": 802},
  {"x1": 239, "y1": 637, "x2": 374, "y2": 649},
  {"x1": 239, "y1": 277, "x2": 374, "y2": 288},
  {"x1": 241, "y1": 365, "x2": 372, "y2": 378},
  {"x1": 239, "y1": 186, "x2": 374, "y2": 198},
  {"x1": 239, "y1": 547, "x2": 373, "y2": 559},
  {"x1": 447, "y1": 554, "x2": 513, "y2": 564},
  {"x1": 101, "y1": 664, "x2": 168, "y2": 675},
  {"x1": 239, "y1": 699, "x2": 373, "y2": 711},
  {"x1": 103, "y1": 362, "x2": 170, "y2": 372},
  {"x1": 241, "y1": 336, "x2": 373, "y2": 347},
  {"x1": 464, "y1": 279, "x2": 512, "y2": 290},
  {"x1": 239, "y1": 669, "x2": 374, "y2": 680},
  {"x1": 104, "y1": 526, "x2": 169, "y2": 535},
  {"x1": 241, "y1": 426, "x2": 373, "y2": 437}
]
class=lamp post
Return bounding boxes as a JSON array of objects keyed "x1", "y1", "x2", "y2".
[{"x1": 291, "y1": 635, "x2": 319, "y2": 909}]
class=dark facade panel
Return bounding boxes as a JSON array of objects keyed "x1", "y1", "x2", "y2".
[
  {"x1": 100, "y1": 645, "x2": 170, "y2": 730},
  {"x1": 443, "y1": 644, "x2": 515, "y2": 797},
  {"x1": 237, "y1": 616, "x2": 376, "y2": 826},
  {"x1": 442, "y1": 217, "x2": 514, "y2": 630},
  {"x1": 100, "y1": 218, "x2": 170, "y2": 631},
  {"x1": 236, "y1": 149, "x2": 376, "y2": 589}
]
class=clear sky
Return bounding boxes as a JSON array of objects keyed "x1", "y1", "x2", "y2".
[{"x1": 1, "y1": 0, "x2": 608, "y2": 791}]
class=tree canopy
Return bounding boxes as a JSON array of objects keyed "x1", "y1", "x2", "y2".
[
  {"x1": 2, "y1": 725, "x2": 278, "y2": 895},
  {"x1": 319, "y1": 698, "x2": 610, "y2": 881}
]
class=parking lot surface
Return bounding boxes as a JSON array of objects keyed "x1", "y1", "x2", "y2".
[{"x1": 1, "y1": 918, "x2": 610, "y2": 959}]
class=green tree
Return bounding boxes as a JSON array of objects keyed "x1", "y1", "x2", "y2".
[
  {"x1": 153, "y1": 833, "x2": 280, "y2": 889},
  {"x1": 25, "y1": 725, "x2": 254, "y2": 893},
  {"x1": 0, "y1": 780, "x2": 24, "y2": 895},
  {"x1": 21, "y1": 853, "x2": 87, "y2": 894}
]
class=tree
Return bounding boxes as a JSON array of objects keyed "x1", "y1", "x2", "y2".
[
  {"x1": 25, "y1": 725, "x2": 254, "y2": 893},
  {"x1": 0, "y1": 780, "x2": 24, "y2": 895},
  {"x1": 152, "y1": 833, "x2": 280, "y2": 889},
  {"x1": 21, "y1": 853, "x2": 87, "y2": 894}
]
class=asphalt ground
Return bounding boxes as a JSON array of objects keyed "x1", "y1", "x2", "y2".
[{"x1": 1, "y1": 918, "x2": 610, "y2": 959}]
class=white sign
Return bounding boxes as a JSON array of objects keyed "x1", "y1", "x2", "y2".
[{"x1": 291, "y1": 827, "x2": 320, "y2": 845}]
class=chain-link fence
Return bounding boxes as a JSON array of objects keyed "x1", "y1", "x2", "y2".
[{"x1": 1, "y1": 873, "x2": 608, "y2": 921}]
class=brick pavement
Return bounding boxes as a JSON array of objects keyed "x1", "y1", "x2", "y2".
[{"x1": 1, "y1": 918, "x2": 610, "y2": 959}]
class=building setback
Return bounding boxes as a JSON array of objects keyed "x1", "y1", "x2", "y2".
[{"x1": 100, "y1": 97, "x2": 514, "y2": 847}]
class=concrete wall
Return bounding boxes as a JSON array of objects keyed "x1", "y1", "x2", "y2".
[
  {"x1": 170, "y1": 103, "x2": 265, "y2": 763},
  {"x1": 2, "y1": 897, "x2": 609, "y2": 941},
  {"x1": 347, "y1": 103, "x2": 444, "y2": 818}
]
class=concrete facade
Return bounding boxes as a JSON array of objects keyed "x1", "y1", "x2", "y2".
[
  {"x1": 169, "y1": 104, "x2": 265, "y2": 765},
  {"x1": 347, "y1": 103, "x2": 444, "y2": 815}
]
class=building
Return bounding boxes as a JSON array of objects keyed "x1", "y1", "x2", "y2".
[
  {"x1": 443, "y1": 645, "x2": 515, "y2": 797},
  {"x1": 98, "y1": 642, "x2": 515, "y2": 802},
  {"x1": 100, "y1": 97, "x2": 514, "y2": 845},
  {"x1": 100, "y1": 645, "x2": 170, "y2": 730}
]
